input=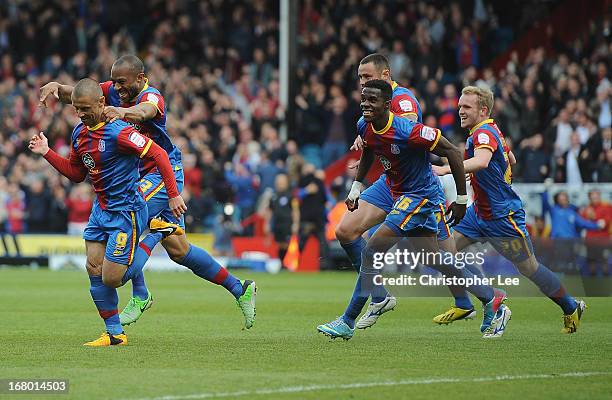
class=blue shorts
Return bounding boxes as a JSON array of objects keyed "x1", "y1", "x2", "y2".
[
  {"x1": 139, "y1": 166, "x2": 185, "y2": 229},
  {"x1": 362, "y1": 174, "x2": 452, "y2": 240},
  {"x1": 83, "y1": 203, "x2": 148, "y2": 265},
  {"x1": 384, "y1": 196, "x2": 439, "y2": 236},
  {"x1": 454, "y1": 206, "x2": 533, "y2": 262}
]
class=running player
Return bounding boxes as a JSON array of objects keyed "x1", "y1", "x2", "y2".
[
  {"x1": 317, "y1": 80, "x2": 509, "y2": 340},
  {"x1": 29, "y1": 78, "x2": 185, "y2": 345},
  {"x1": 330, "y1": 53, "x2": 475, "y2": 330},
  {"x1": 39, "y1": 55, "x2": 256, "y2": 329},
  {"x1": 433, "y1": 85, "x2": 585, "y2": 334}
]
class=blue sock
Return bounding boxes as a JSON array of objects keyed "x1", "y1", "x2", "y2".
[
  {"x1": 131, "y1": 272, "x2": 149, "y2": 300},
  {"x1": 179, "y1": 245, "x2": 243, "y2": 299},
  {"x1": 89, "y1": 275, "x2": 122, "y2": 335},
  {"x1": 341, "y1": 275, "x2": 367, "y2": 329},
  {"x1": 340, "y1": 238, "x2": 366, "y2": 272},
  {"x1": 530, "y1": 263, "x2": 577, "y2": 314},
  {"x1": 340, "y1": 237, "x2": 388, "y2": 303},
  {"x1": 122, "y1": 232, "x2": 163, "y2": 285}
]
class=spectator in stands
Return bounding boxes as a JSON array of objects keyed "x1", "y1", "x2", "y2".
[
  {"x1": 65, "y1": 183, "x2": 92, "y2": 236},
  {"x1": 48, "y1": 185, "x2": 68, "y2": 233},
  {"x1": 554, "y1": 132, "x2": 590, "y2": 184},
  {"x1": 26, "y1": 179, "x2": 50, "y2": 233},
  {"x1": 6, "y1": 183, "x2": 26, "y2": 235},
  {"x1": 322, "y1": 94, "x2": 351, "y2": 167},
  {"x1": 581, "y1": 190, "x2": 612, "y2": 276},
  {"x1": 542, "y1": 187, "x2": 605, "y2": 270},
  {"x1": 517, "y1": 133, "x2": 549, "y2": 183}
]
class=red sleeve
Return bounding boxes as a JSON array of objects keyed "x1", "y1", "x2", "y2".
[
  {"x1": 100, "y1": 81, "x2": 113, "y2": 105},
  {"x1": 116, "y1": 127, "x2": 178, "y2": 198},
  {"x1": 138, "y1": 92, "x2": 165, "y2": 118},
  {"x1": 44, "y1": 148, "x2": 88, "y2": 182},
  {"x1": 408, "y1": 124, "x2": 442, "y2": 151},
  {"x1": 142, "y1": 143, "x2": 179, "y2": 198},
  {"x1": 473, "y1": 129, "x2": 498, "y2": 152},
  {"x1": 391, "y1": 94, "x2": 418, "y2": 118}
]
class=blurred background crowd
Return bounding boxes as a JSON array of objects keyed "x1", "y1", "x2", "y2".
[{"x1": 0, "y1": 0, "x2": 610, "y2": 269}]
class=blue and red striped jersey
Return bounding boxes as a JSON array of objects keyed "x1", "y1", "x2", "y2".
[
  {"x1": 465, "y1": 119, "x2": 523, "y2": 220},
  {"x1": 390, "y1": 81, "x2": 422, "y2": 121},
  {"x1": 69, "y1": 120, "x2": 152, "y2": 211},
  {"x1": 100, "y1": 79, "x2": 181, "y2": 174},
  {"x1": 358, "y1": 114, "x2": 441, "y2": 200}
]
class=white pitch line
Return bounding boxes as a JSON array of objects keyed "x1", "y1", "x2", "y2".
[{"x1": 131, "y1": 371, "x2": 612, "y2": 400}]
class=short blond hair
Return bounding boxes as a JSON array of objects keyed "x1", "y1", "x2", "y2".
[{"x1": 462, "y1": 85, "x2": 494, "y2": 117}]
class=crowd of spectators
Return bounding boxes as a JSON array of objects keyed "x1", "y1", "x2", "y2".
[{"x1": 0, "y1": 0, "x2": 610, "y2": 262}]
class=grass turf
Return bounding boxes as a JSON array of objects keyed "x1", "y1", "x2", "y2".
[{"x1": 0, "y1": 268, "x2": 611, "y2": 400}]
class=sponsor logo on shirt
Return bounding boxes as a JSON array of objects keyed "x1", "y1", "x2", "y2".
[
  {"x1": 82, "y1": 153, "x2": 95, "y2": 170},
  {"x1": 380, "y1": 156, "x2": 392, "y2": 171}
]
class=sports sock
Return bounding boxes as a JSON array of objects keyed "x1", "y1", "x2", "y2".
[
  {"x1": 131, "y1": 272, "x2": 149, "y2": 300},
  {"x1": 179, "y1": 244, "x2": 243, "y2": 299},
  {"x1": 341, "y1": 276, "x2": 367, "y2": 329},
  {"x1": 340, "y1": 237, "x2": 366, "y2": 272},
  {"x1": 529, "y1": 263, "x2": 577, "y2": 314},
  {"x1": 121, "y1": 232, "x2": 163, "y2": 285},
  {"x1": 89, "y1": 275, "x2": 122, "y2": 335},
  {"x1": 341, "y1": 237, "x2": 388, "y2": 303}
]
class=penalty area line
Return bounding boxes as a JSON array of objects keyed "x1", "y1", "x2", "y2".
[{"x1": 132, "y1": 371, "x2": 612, "y2": 400}]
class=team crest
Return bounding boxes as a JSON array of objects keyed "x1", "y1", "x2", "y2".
[
  {"x1": 82, "y1": 153, "x2": 95, "y2": 170},
  {"x1": 380, "y1": 156, "x2": 392, "y2": 171},
  {"x1": 98, "y1": 140, "x2": 105, "y2": 152},
  {"x1": 390, "y1": 144, "x2": 400, "y2": 154}
]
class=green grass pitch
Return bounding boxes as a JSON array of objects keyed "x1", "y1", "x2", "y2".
[{"x1": 1, "y1": 268, "x2": 611, "y2": 400}]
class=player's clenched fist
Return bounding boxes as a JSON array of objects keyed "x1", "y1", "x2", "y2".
[
  {"x1": 345, "y1": 181, "x2": 366, "y2": 212},
  {"x1": 28, "y1": 132, "x2": 50, "y2": 156},
  {"x1": 445, "y1": 201, "x2": 466, "y2": 227},
  {"x1": 168, "y1": 195, "x2": 188, "y2": 219}
]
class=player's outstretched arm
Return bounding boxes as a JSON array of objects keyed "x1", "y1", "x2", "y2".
[
  {"x1": 28, "y1": 132, "x2": 87, "y2": 182},
  {"x1": 432, "y1": 147, "x2": 493, "y2": 176},
  {"x1": 39, "y1": 82, "x2": 74, "y2": 106},
  {"x1": 346, "y1": 147, "x2": 374, "y2": 212},
  {"x1": 432, "y1": 136, "x2": 467, "y2": 226},
  {"x1": 103, "y1": 103, "x2": 157, "y2": 124}
]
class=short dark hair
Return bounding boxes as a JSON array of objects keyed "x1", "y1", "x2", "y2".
[
  {"x1": 73, "y1": 78, "x2": 103, "y2": 99},
  {"x1": 112, "y1": 54, "x2": 145, "y2": 75},
  {"x1": 360, "y1": 53, "x2": 391, "y2": 72},
  {"x1": 364, "y1": 79, "x2": 392, "y2": 101}
]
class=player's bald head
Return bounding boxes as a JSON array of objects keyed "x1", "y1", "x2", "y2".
[
  {"x1": 72, "y1": 78, "x2": 103, "y2": 102},
  {"x1": 112, "y1": 55, "x2": 145, "y2": 75}
]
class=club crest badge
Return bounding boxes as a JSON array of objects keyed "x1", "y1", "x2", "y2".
[
  {"x1": 390, "y1": 144, "x2": 400, "y2": 154},
  {"x1": 98, "y1": 140, "x2": 105, "y2": 152}
]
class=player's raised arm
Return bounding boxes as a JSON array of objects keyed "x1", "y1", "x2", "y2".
[
  {"x1": 28, "y1": 132, "x2": 87, "y2": 182},
  {"x1": 346, "y1": 146, "x2": 374, "y2": 212},
  {"x1": 431, "y1": 135, "x2": 467, "y2": 226},
  {"x1": 117, "y1": 128, "x2": 187, "y2": 218},
  {"x1": 39, "y1": 82, "x2": 74, "y2": 106}
]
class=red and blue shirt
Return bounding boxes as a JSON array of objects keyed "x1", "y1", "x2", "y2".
[
  {"x1": 358, "y1": 114, "x2": 441, "y2": 200},
  {"x1": 390, "y1": 81, "x2": 422, "y2": 121},
  {"x1": 69, "y1": 120, "x2": 153, "y2": 211},
  {"x1": 466, "y1": 119, "x2": 523, "y2": 220},
  {"x1": 100, "y1": 79, "x2": 181, "y2": 175}
]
